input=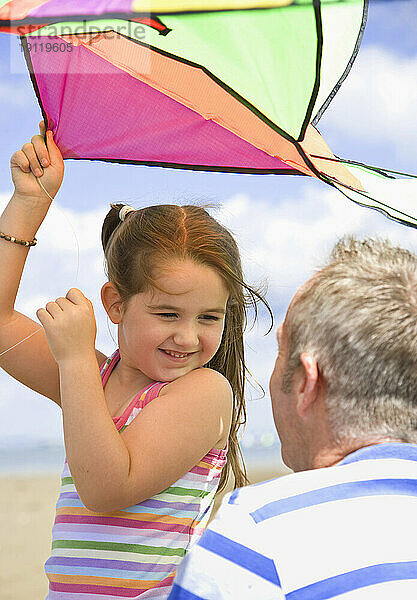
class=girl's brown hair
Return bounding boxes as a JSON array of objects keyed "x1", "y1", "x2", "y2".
[{"x1": 102, "y1": 204, "x2": 271, "y2": 491}]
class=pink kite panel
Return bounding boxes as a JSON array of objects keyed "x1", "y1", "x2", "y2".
[
  {"x1": 29, "y1": 0, "x2": 134, "y2": 18},
  {"x1": 29, "y1": 39, "x2": 293, "y2": 171}
]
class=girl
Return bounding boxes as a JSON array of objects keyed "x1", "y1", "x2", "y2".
[{"x1": 0, "y1": 125, "x2": 266, "y2": 599}]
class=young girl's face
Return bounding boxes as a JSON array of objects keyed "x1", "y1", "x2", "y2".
[{"x1": 117, "y1": 259, "x2": 229, "y2": 382}]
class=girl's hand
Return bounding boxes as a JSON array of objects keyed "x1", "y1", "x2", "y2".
[
  {"x1": 36, "y1": 289, "x2": 97, "y2": 364},
  {"x1": 10, "y1": 122, "x2": 64, "y2": 201}
]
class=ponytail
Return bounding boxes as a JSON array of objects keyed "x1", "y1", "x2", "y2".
[{"x1": 101, "y1": 203, "x2": 124, "y2": 253}]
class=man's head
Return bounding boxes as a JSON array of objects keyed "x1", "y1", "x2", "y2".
[{"x1": 270, "y1": 236, "x2": 417, "y2": 471}]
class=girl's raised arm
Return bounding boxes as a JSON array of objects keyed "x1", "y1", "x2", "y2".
[{"x1": 0, "y1": 126, "x2": 70, "y2": 404}]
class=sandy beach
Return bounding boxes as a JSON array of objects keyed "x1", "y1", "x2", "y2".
[
  {"x1": 0, "y1": 474, "x2": 60, "y2": 600},
  {"x1": 0, "y1": 463, "x2": 288, "y2": 600}
]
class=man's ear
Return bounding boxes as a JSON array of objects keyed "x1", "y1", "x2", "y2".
[
  {"x1": 295, "y1": 352, "x2": 320, "y2": 417},
  {"x1": 101, "y1": 282, "x2": 123, "y2": 324}
]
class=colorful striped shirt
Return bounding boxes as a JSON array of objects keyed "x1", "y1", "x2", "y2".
[
  {"x1": 169, "y1": 442, "x2": 417, "y2": 599},
  {"x1": 45, "y1": 350, "x2": 227, "y2": 599}
]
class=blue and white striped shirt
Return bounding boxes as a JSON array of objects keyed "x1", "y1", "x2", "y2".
[{"x1": 168, "y1": 443, "x2": 417, "y2": 599}]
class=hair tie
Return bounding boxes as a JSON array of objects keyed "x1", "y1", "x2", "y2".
[
  {"x1": 111, "y1": 204, "x2": 136, "y2": 222},
  {"x1": 119, "y1": 205, "x2": 136, "y2": 222}
]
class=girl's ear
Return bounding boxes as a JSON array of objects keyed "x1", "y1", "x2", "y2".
[{"x1": 101, "y1": 282, "x2": 123, "y2": 324}]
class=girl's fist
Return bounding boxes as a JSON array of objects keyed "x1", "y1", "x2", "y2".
[
  {"x1": 11, "y1": 122, "x2": 64, "y2": 201},
  {"x1": 37, "y1": 289, "x2": 97, "y2": 364}
]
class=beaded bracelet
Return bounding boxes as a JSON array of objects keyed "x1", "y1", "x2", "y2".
[{"x1": 0, "y1": 231, "x2": 37, "y2": 247}]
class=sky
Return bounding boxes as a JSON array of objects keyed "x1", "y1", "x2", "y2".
[{"x1": 0, "y1": 1, "x2": 416, "y2": 462}]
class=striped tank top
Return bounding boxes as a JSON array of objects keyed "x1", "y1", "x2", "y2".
[{"x1": 45, "y1": 350, "x2": 228, "y2": 599}]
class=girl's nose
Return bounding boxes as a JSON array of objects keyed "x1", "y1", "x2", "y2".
[{"x1": 172, "y1": 324, "x2": 199, "y2": 349}]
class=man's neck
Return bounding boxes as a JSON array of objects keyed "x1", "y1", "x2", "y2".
[{"x1": 310, "y1": 437, "x2": 403, "y2": 470}]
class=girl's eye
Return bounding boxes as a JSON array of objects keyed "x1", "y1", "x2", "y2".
[
  {"x1": 157, "y1": 313, "x2": 178, "y2": 318},
  {"x1": 200, "y1": 315, "x2": 220, "y2": 321}
]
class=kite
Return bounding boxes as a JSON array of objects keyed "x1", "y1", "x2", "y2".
[{"x1": 1, "y1": 0, "x2": 416, "y2": 228}]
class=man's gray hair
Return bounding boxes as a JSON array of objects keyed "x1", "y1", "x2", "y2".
[{"x1": 283, "y1": 237, "x2": 417, "y2": 443}]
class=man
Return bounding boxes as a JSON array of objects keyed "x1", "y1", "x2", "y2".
[{"x1": 168, "y1": 236, "x2": 417, "y2": 599}]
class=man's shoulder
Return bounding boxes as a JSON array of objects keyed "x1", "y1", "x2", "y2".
[
  {"x1": 226, "y1": 462, "x2": 344, "y2": 513},
  {"x1": 225, "y1": 443, "x2": 417, "y2": 519},
  {"x1": 169, "y1": 445, "x2": 417, "y2": 600}
]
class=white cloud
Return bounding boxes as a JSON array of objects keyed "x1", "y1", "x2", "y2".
[
  {"x1": 39, "y1": 202, "x2": 107, "y2": 253},
  {"x1": 217, "y1": 182, "x2": 416, "y2": 308},
  {"x1": 14, "y1": 202, "x2": 107, "y2": 307},
  {"x1": 323, "y1": 46, "x2": 417, "y2": 159}
]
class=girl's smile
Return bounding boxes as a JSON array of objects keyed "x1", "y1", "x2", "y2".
[{"x1": 159, "y1": 349, "x2": 196, "y2": 360}]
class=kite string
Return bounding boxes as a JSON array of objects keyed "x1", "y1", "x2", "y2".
[
  {"x1": 0, "y1": 329, "x2": 43, "y2": 358},
  {"x1": 0, "y1": 177, "x2": 80, "y2": 358},
  {"x1": 38, "y1": 177, "x2": 81, "y2": 282},
  {"x1": 37, "y1": 177, "x2": 54, "y2": 202}
]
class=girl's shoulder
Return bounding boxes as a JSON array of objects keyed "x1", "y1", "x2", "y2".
[
  {"x1": 158, "y1": 367, "x2": 232, "y2": 400},
  {"x1": 156, "y1": 368, "x2": 233, "y2": 452},
  {"x1": 157, "y1": 368, "x2": 233, "y2": 446}
]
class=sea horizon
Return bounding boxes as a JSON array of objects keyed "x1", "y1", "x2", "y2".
[{"x1": 0, "y1": 436, "x2": 284, "y2": 477}]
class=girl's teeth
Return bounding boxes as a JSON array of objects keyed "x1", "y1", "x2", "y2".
[{"x1": 165, "y1": 350, "x2": 188, "y2": 358}]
